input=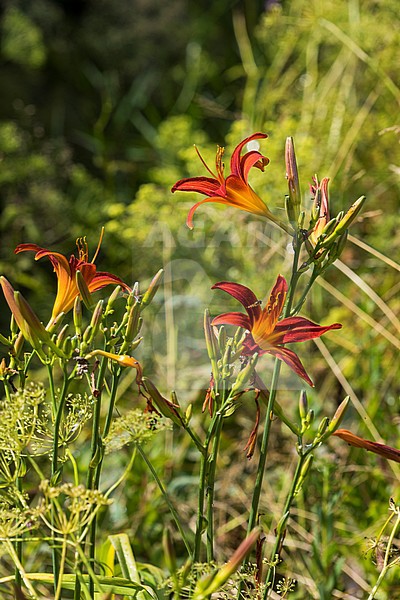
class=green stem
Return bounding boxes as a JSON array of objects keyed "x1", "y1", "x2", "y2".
[
  {"x1": 102, "y1": 366, "x2": 121, "y2": 438},
  {"x1": 206, "y1": 412, "x2": 224, "y2": 562},
  {"x1": 1, "y1": 383, "x2": 23, "y2": 594},
  {"x1": 136, "y1": 443, "x2": 192, "y2": 556},
  {"x1": 51, "y1": 367, "x2": 70, "y2": 596},
  {"x1": 264, "y1": 451, "x2": 309, "y2": 595},
  {"x1": 4, "y1": 539, "x2": 38, "y2": 600},
  {"x1": 367, "y1": 511, "x2": 400, "y2": 600},
  {"x1": 84, "y1": 355, "x2": 108, "y2": 600},
  {"x1": 54, "y1": 536, "x2": 68, "y2": 600},
  {"x1": 246, "y1": 358, "x2": 282, "y2": 536},
  {"x1": 238, "y1": 234, "x2": 303, "y2": 600},
  {"x1": 46, "y1": 363, "x2": 57, "y2": 418},
  {"x1": 290, "y1": 265, "x2": 319, "y2": 316},
  {"x1": 194, "y1": 446, "x2": 208, "y2": 562}
]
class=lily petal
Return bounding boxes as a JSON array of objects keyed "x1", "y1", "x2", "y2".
[
  {"x1": 212, "y1": 282, "x2": 262, "y2": 324},
  {"x1": 267, "y1": 346, "x2": 314, "y2": 387},
  {"x1": 273, "y1": 316, "x2": 342, "y2": 344},
  {"x1": 230, "y1": 133, "x2": 268, "y2": 177},
  {"x1": 211, "y1": 311, "x2": 251, "y2": 330}
]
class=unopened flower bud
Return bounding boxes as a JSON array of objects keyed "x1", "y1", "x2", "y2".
[
  {"x1": 318, "y1": 396, "x2": 350, "y2": 442},
  {"x1": 231, "y1": 354, "x2": 258, "y2": 395},
  {"x1": 120, "y1": 299, "x2": 141, "y2": 354},
  {"x1": 141, "y1": 269, "x2": 163, "y2": 309},
  {"x1": 317, "y1": 416, "x2": 329, "y2": 437},
  {"x1": 204, "y1": 309, "x2": 220, "y2": 377},
  {"x1": 218, "y1": 325, "x2": 227, "y2": 353},
  {"x1": 185, "y1": 403, "x2": 193, "y2": 424},
  {"x1": 323, "y1": 196, "x2": 366, "y2": 247},
  {"x1": 56, "y1": 324, "x2": 69, "y2": 348},
  {"x1": 105, "y1": 285, "x2": 122, "y2": 315},
  {"x1": 285, "y1": 137, "x2": 301, "y2": 225},
  {"x1": 73, "y1": 297, "x2": 82, "y2": 336},
  {"x1": 299, "y1": 390, "x2": 308, "y2": 420},
  {"x1": 294, "y1": 454, "x2": 314, "y2": 495},
  {"x1": 275, "y1": 511, "x2": 290, "y2": 536},
  {"x1": 76, "y1": 270, "x2": 94, "y2": 310},
  {"x1": 0, "y1": 332, "x2": 12, "y2": 347}
]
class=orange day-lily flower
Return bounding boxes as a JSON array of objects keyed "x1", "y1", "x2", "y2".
[
  {"x1": 171, "y1": 133, "x2": 291, "y2": 233},
  {"x1": 15, "y1": 232, "x2": 131, "y2": 327},
  {"x1": 212, "y1": 275, "x2": 341, "y2": 386}
]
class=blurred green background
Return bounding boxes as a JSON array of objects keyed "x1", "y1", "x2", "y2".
[{"x1": 0, "y1": 0, "x2": 399, "y2": 597}]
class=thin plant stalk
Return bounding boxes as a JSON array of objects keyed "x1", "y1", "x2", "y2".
[
  {"x1": 51, "y1": 367, "x2": 70, "y2": 595},
  {"x1": 194, "y1": 445, "x2": 208, "y2": 562},
  {"x1": 206, "y1": 412, "x2": 224, "y2": 562},
  {"x1": 2, "y1": 381, "x2": 23, "y2": 593},
  {"x1": 3, "y1": 539, "x2": 39, "y2": 600},
  {"x1": 135, "y1": 443, "x2": 192, "y2": 556},
  {"x1": 54, "y1": 536, "x2": 68, "y2": 600},
  {"x1": 246, "y1": 234, "x2": 302, "y2": 536},
  {"x1": 367, "y1": 510, "x2": 400, "y2": 600},
  {"x1": 83, "y1": 354, "x2": 108, "y2": 600},
  {"x1": 264, "y1": 451, "x2": 310, "y2": 596}
]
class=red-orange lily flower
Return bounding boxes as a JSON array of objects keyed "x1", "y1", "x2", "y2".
[
  {"x1": 212, "y1": 275, "x2": 341, "y2": 386},
  {"x1": 171, "y1": 133, "x2": 290, "y2": 232},
  {"x1": 15, "y1": 233, "x2": 131, "y2": 327}
]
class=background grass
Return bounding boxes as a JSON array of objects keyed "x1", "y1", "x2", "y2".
[{"x1": 0, "y1": 1, "x2": 399, "y2": 598}]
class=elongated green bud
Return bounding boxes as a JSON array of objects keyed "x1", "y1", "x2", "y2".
[
  {"x1": 185, "y1": 403, "x2": 193, "y2": 424},
  {"x1": 76, "y1": 270, "x2": 94, "y2": 310},
  {"x1": 82, "y1": 325, "x2": 93, "y2": 345},
  {"x1": 62, "y1": 336, "x2": 73, "y2": 357},
  {"x1": 321, "y1": 217, "x2": 338, "y2": 238},
  {"x1": 317, "y1": 416, "x2": 329, "y2": 437},
  {"x1": 218, "y1": 325, "x2": 227, "y2": 353},
  {"x1": 318, "y1": 396, "x2": 350, "y2": 442},
  {"x1": 89, "y1": 300, "x2": 104, "y2": 338},
  {"x1": 323, "y1": 196, "x2": 366, "y2": 247},
  {"x1": 73, "y1": 297, "x2": 82, "y2": 336},
  {"x1": 0, "y1": 332, "x2": 12, "y2": 347},
  {"x1": 105, "y1": 285, "x2": 122, "y2": 315},
  {"x1": 231, "y1": 354, "x2": 258, "y2": 395},
  {"x1": 294, "y1": 454, "x2": 314, "y2": 495},
  {"x1": 121, "y1": 298, "x2": 143, "y2": 353},
  {"x1": 275, "y1": 510, "x2": 290, "y2": 536},
  {"x1": 285, "y1": 137, "x2": 301, "y2": 225},
  {"x1": 204, "y1": 309, "x2": 220, "y2": 379},
  {"x1": 56, "y1": 324, "x2": 69, "y2": 348},
  {"x1": 141, "y1": 269, "x2": 163, "y2": 309},
  {"x1": 299, "y1": 390, "x2": 308, "y2": 420}
]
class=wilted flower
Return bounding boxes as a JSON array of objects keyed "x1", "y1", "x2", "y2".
[
  {"x1": 172, "y1": 133, "x2": 291, "y2": 232},
  {"x1": 333, "y1": 429, "x2": 400, "y2": 463},
  {"x1": 212, "y1": 275, "x2": 341, "y2": 386}
]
